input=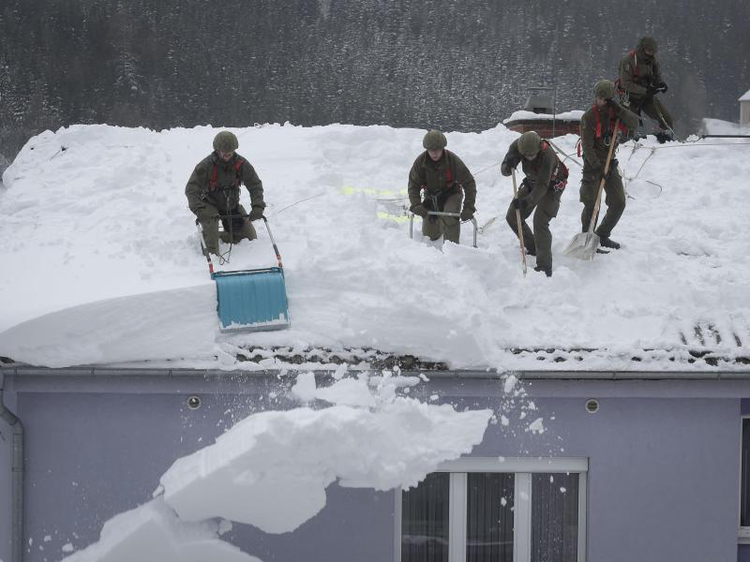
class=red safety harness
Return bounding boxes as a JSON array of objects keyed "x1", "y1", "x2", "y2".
[
  {"x1": 576, "y1": 107, "x2": 628, "y2": 156},
  {"x1": 593, "y1": 106, "x2": 628, "y2": 138},
  {"x1": 420, "y1": 149, "x2": 462, "y2": 197},
  {"x1": 540, "y1": 141, "x2": 569, "y2": 193},
  {"x1": 616, "y1": 50, "x2": 643, "y2": 97},
  {"x1": 209, "y1": 158, "x2": 245, "y2": 192}
]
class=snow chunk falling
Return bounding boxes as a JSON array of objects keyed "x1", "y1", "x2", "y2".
[
  {"x1": 160, "y1": 376, "x2": 491, "y2": 533},
  {"x1": 61, "y1": 498, "x2": 259, "y2": 562}
]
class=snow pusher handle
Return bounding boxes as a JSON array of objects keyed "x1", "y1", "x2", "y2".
[
  {"x1": 196, "y1": 215, "x2": 283, "y2": 275},
  {"x1": 262, "y1": 216, "x2": 283, "y2": 269},
  {"x1": 196, "y1": 220, "x2": 215, "y2": 275},
  {"x1": 409, "y1": 211, "x2": 478, "y2": 248}
]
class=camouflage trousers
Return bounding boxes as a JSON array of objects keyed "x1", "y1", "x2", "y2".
[
  {"x1": 579, "y1": 166, "x2": 626, "y2": 239},
  {"x1": 630, "y1": 94, "x2": 674, "y2": 131},
  {"x1": 506, "y1": 182, "x2": 561, "y2": 272},
  {"x1": 422, "y1": 191, "x2": 463, "y2": 244},
  {"x1": 195, "y1": 203, "x2": 257, "y2": 254}
]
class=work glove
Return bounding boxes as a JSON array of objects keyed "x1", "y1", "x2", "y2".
[
  {"x1": 646, "y1": 85, "x2": 659, "y2": 98},
  {"x1": 501, "y1": 161, "x2": 514, "y2": 176},
  {"x1": 655, "y1": 81, "x2": 668, "y2": 93},
  {"x1": 248, "y1": 206, "x2": 265, "y2": 221},
  {"x1": 512, "y1": 198, "x2": 528, "y2": 211},
  {"x1": 412, "y1": 204, "x2": 429, "y2": 218},
  {"x1": 460, "y1": 207, "x2": 475, "y2": 221}
]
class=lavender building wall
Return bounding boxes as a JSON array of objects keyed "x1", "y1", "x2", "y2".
[{"x1": 1, "y1": 369, "x2": 748, "y2": 562}]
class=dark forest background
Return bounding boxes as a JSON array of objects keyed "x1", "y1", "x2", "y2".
[{"x1": 1, "y1": 0, "x2": 749, "y2": 173}]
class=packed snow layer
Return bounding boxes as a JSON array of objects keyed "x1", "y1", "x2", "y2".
[
  {"x1": 701, "y1": 117, "x2": 750, "y2": 136},
  {"x1": 61, "y1": 498, "x2": 258, "y2": 562},
  {"x1": 160, "y1": 375, "x2": 492, "y2": 531},
  {"x1": 1, "y1": 123, "x2": 750, "y2": 370},
  {"x1": 504, "y1": 110, "x2": 584, "y2": 122},
  {"x1": 60, "y1": 373, "x2": 492, "y2": 561}
]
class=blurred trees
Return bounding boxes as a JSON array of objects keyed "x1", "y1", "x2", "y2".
[{"x1": 1, "y1": 0, "x2": 748, "y2": 168}]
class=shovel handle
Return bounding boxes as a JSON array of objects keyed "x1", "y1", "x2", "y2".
[
  {"x1": 511, "y1": 169, "x2": 527, "y2": 276},
  {"x1": 588, "y1": 118, "x2": 621, "y2": 234}
]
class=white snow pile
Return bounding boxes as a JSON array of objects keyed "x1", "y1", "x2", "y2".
[
  {"x1": 1, "y1": 122, "x2": 750, "y2": 371},
  {"x1": 61, "y1": 498, "x2": 258, "y2": 562},
  {"x1": 60, "y1": 373, "x2": 492, "y2": 561},
  {"x1": 504, "y1": 109, "x2": 584, "y2": 122}
]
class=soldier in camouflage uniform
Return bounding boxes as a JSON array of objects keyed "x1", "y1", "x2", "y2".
[
  {"x1": 408, "y1": 130, "x2": 477, "y2": 245},
  {"x1": 501, "y1": 131, "x2": 568, "y2": 277},
  {"x1": 618, "y1": 36, "x2": 674, "y2": 138},
  {"x1": 186, "y1": 131, "x2": 266, "y2": 256},
  {"x1": 578, "y1": 80, "x2": 640, "y2": 249}
]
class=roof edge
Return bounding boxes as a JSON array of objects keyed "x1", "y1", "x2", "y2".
[{"x1": 2, "y1": 366, "x2": 750, "y2": 380}]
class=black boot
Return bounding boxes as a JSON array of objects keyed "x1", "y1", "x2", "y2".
[
  {"x1": 599, "y1": 236, "x2": 621, "y2": 250},
  {"x1": 534, "y1": 265, "x2": 552, "y2": 277}
]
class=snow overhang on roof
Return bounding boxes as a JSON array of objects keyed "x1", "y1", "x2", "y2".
[{"x1": 739, "y1": 89, "x2": 750, "y2": 102}]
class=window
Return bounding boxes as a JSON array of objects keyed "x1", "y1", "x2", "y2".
[{"x1": 397, "y1": 458, "x2": 587, "y2": 562}]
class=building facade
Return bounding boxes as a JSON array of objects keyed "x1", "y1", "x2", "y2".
[{"x1": 1, "y1": 367, "x2": 749, "y2": 562}]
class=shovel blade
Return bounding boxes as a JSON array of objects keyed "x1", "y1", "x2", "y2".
[{"x1": 564, "y1": 231, "x2": 600, "y2": 260}]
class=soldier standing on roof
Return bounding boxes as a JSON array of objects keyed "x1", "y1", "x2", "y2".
[
  {"x1": 578, "y1": 80, "x2": 641, "y2": 250},
  {"x1": 186, "y1": 131, "x2": 266, "y2": 256},
  {"x1": 618, "y1": 36, "x2": 674, "y2": 140},
  {"x1": 408, "y1": 130, "x2": 477, "y2": 245},
  {"x1": 501, "y1": 131, "x2": 569, "y2": 277}
]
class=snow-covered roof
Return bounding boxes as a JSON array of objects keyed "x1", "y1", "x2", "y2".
[
  {"x1": 739, "y1": 89, "x2": 750, "y2": 102},
  {"x1": 1, "y1": 123, "x2": 749, "y2": 371},
  {"x1": 504, "y1": 109, "x2": 584, "y2": 123}
]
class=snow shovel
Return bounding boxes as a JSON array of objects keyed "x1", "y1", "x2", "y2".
[
  {"x1": 408, "y1": 211, "x2": 478, "y2": 247},
  {"x1": 564, "y1": 119, "x2": 620, "y2": 260},
  {"x1": 198, "y1": 216, "x2": 290, "y2": 332},
  {"x1": 511, "y1": 169, "x2": 527, "y2": 276}
]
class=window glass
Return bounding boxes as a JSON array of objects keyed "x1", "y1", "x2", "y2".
[
  {"x1": 742, "y1": 418, "x2": 750, "y2": 527},
  {"x1": 402, "y1": 472, "x2": 450, "y2": 562},
  {"x1": 466, "y1": 472, "x2": 514, "y2": 562},
  {"x1": 531, "y1": 473, "x2": 579, "y2": 562}
]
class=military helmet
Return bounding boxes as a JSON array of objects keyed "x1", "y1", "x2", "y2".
[
  {"x1": 594, "y1": 79, "x2": 616, "y2": 100},
  {"x1": 517, "y1": 131, "x2": 542, "y2": 158},
  {"x1": 423, "y1": 130, "x2": 447, "y2": 151},
  {"x1": 213, "y1": 131, "x2": 239, "y2": 152},
  {"x1": 636, "y1": 36, "x2": 658, "y2": 53}
]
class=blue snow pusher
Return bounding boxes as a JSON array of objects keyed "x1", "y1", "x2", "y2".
[
  {"x1": 197, "y1": 216, "x2": 290, "y2": 333},
  {"x1": 212, "y1": 267, "x2": 289, "y2": 332}
]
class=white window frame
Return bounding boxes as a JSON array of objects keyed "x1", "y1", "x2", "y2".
[
  {"x1": 740, "y1": 416, "x2": 750, "y2": 544},
  {"x1": 395, "y1": 457, "x2": 588, "y2": 562}
]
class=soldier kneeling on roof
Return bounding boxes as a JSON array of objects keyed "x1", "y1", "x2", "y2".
[
  {"x1": 408, "y1": 130, "x2": 477, "y2": 245},
  {"x1": 578, "y1": 80, "x2": 640, "y2": 250},
  {"x1": 186, "y1": 131, "x2": 266, "y2": 257},
  {"x1": 501, "y1": 131, "x2": 568, "y2": 278}
]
